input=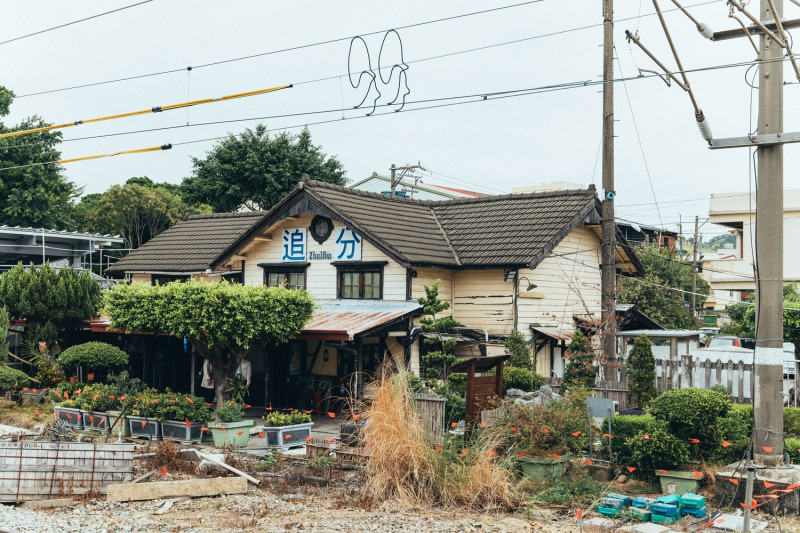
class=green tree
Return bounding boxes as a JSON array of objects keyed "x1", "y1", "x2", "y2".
[
  {"x1": 626, "y1": 334, "x2": 657, "y2": 409},
  {"x1": 418, "y1": 280, "x2": 460, "y2": 381},
  {"x1": 103, "y1": 279, "x2": 315, "y2": 407},
  {"x1": 182, "y1": 125, "x2": 347, "y2": 212},
  {"x1": 0, "y1": 86, "x2": 79, "y2": 229},
  {"x1": 504, "y1": 330, "x2": 533, "y2": 370},
  {"x1": 0, "y1": 263, "x2": 102, "y2": 327},
  {"x1": 0, "y1": 306, "x2": 9, "y2": 363},
  {"x1": 618, "y1": 243, "x2": 710, "y2": 329},
  {"x1": 562, "y1": 329, "x2": 596, "y2": 391},
  {"x1": 724, "y1": 284, "x2": 800, "y2": 349}
]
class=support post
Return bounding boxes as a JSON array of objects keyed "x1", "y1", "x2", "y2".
[
  {"x1": 601, "y1": 0, "x2": 617, "y2": 377},
  {"x1": 753, "y1": 0, "x2": 784, "y2": 466},
  {"x1": 691, "y1": 216, "x2": 699, "y2": 315}
]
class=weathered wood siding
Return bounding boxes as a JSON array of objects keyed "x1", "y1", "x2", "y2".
[
  {"x1": 451, "y1": 269, "x2": 513, "y2": 333},
  {"x1": 411, "y1": 268, "x2": 453, "y2": 306},
  {"x1": 516, "y1": 224, "x2": 602, "y2": 334},
  {"x1": 130, "y1": 273, "x2": 151, "y2": 284},
  {"x1": 242, "y1": 214, "x2": 408, "y2": 301}
]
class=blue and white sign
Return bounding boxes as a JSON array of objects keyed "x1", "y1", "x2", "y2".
[
  {"x1": 334, "y1": 226, "x2": 361, "y2": 260},
  {"x1": 282, "y1": 228, "x2": 307, "y2": 261}
]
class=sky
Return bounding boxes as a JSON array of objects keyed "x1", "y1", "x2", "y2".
[{"x1": 1, "y1": 0, "x2": 799, "y2": 242}]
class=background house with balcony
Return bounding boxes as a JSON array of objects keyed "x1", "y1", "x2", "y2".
[
  {"x1": 106, "y1": 179, "x2": 643, "y2": 409},
  {"x1": 703, "y1": 190, "x2": 800, "y2": 310}
]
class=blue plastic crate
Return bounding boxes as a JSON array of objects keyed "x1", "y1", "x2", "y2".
[
  {"x1": 655, "y1": 494, "x2": 681, "y2": 507},
  {"x1": 632, "y1": 497, "x2": 655, "y2": 509},
  {"x1": 600, "y1": 497, "x2": 625, "y2": 510},
  {"x1": 679, "y1": 493, "x2": 706, "y2": 509},
  {"x1": 650, "y1": 503, "x2": 679, "y2": 517},
  {"x1": 606, "y1": 492, "x2": 631, "y2": 507},
  {"x1": 598, "y1": 506, "x2": 621, "y2": 518},
  {"x1": 681, "y1": 506, "x2": 707, "y2": 518}
]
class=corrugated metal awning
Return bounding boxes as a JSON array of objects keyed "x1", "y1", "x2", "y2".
[
  {"x1": 530, "y1": 327, "x2": 573, "y2": 342},
  {"x1": 299, "y1": 300, "x2": 422, "y2": 341}
]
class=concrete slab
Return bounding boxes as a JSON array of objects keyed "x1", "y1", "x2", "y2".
[
  {"x1": 107, "y1": 477, "x2": 247, "y2": 502},
  {"x1": 584, "y1": 517, "x2": 618, "y2": 532},
  {"x1": 18, "y1": 498, "x2": 74, "y2": 509},
  {"x1": 708, "y1": 513, "x2": 767, "y2": 531}
]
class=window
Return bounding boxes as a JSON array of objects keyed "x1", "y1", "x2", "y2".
[
  {"x1": 259, "y1": 263, "x2": 308, "y2": 290},
  {"x1": 151, "y1": 275, "x2": 189, "y2": 286},
  {"x1": 334, "y1": 261, "x2": 386, "y2": 299}
]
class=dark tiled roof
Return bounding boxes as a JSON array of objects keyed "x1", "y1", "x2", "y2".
[{"x1": 105, "y1": 211, "x2": 265, "y2": 274}]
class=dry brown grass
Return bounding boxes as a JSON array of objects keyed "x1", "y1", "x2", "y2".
[
  {"x1": 362, "y1": 371, "x2": 522, "y2": 510},
  {"x1": 0, "y1": 401, "x2": 52, "y2": 429}
]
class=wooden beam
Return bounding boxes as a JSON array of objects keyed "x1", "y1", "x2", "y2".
[{"x1": 106, "y1": 477, "x2": 247, "y2": 502}]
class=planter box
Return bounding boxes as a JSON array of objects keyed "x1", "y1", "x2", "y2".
[
  {"x1": 162, "y1": 419, "x2": 206, "y2": 444},
  {"x1": 128, "y1": 415, "x2": 161, "y2": 440},
  {"x1": 656, "y1": 470, "x2": 703, "y2": 496},
  {"x1": 54, "y1": 406, "x2": 84, "y2": 430},
  {"x1": 518, "y1": 453, "x2": 571, "y2": 481},
  {"x1": 106, "y1": 411, "x2": 130, "y2": 437},
  {"x1": 210, "y1": 420, "x2": 254, "y2": 448},
  {"x1": 84, "y1": 411, "x2": 109, "y2": 432},
  {"x1": 261, "y1": 422, "x2": 313, "y2": 451}
]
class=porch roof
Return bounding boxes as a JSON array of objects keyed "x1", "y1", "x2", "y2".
[{"x1": 298, "y1": 299, "x2": 422, "y2": 341}]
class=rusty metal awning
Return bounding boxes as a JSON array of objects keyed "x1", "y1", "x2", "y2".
[
  {"x1": 298, "y1": 300, "x2": 422, "y2": 341},
  {"x1": 530, "y1": 326, "x2": 573, "y2": 342}
]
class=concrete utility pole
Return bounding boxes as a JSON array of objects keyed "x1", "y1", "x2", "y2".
[
  {"x1": 691, "y1": 215, "x2": 699, "y2": 314},
  {"x1": 752, "y1": 0, "x2": 785, "y2": 466},
  {"x1": 389, "y1": 162, "x2": 426, "y2": 196},
  {"x1": 601, "y1": 0, "x2": 618, "y2": 376}
]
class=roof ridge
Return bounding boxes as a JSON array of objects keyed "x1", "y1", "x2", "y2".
[{"x1": 186, "y1": 211, "x2": 266, "y2": 220}]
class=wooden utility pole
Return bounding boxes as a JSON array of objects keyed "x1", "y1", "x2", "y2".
[
  {"x1": 601, "y1": 0, "x2": 617, "y2": 376},
  {"x1": 691, "y1": 216, "x2": 699, "y2": 314}
]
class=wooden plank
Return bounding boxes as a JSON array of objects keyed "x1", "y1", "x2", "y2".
[{"x1": 106, "y1": 477, "x2": 248, "y2": 502}]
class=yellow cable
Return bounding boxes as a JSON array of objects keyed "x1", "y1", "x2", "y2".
[
  {"x1": 0, "y1": 84, "x2": 292, "y2": 139},
  {"x1": 58, "y1": 143, "x2": 171, "y2": 165}
]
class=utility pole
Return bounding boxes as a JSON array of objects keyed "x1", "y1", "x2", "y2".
[
  {"x1": 691, "y1": 216, "x2": 699, "y2": 314},
  {"x1": 752, "y1": 0, "x2": 785, "y2": 466},
  {"x1": 601, "y1": 0, "x2": 617, "y2": 377},
  {"x1": 389, "y1": 162, "x2": 426, "y2": 196}
]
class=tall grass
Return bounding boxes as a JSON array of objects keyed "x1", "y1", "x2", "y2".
[{"x1": 362, "y1": 370, "x2": 522, "y2": 510}]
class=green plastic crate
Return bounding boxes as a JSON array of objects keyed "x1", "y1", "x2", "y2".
[
  {"x1": 679, "y1": 493, "x2": 706, "y2": 509},
  {"x1": 652, "y1": 513, "x2": 677, "y2": 526}
]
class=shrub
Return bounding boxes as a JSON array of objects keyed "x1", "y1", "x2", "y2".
[
  {"x1": 601, "y1": 415, "x2": 665, "y2": 469},
  {"x1": 784, "y1": 407, "x2": 800, "y2": 437},
  {"x1": 787, "y1": 438, "x2": 800, "y2": 465},
  {"x1": 628, "y1": 427, "x2": 691, "y2": 473},
  {"x1": 711, "y1": 404, "x2": 752, "y2": 464},
  {"x1": 74, "y1": 383, "x2": 121, "y2": 412},
  {"x1": 529, "y1": 474, "x2": 608, "y2": 506},
  {"x1": 0, "y1": 366, "x2": 30, "y2": 391},
  {"x1": 128, "y1": 389, "x2": 167, "y2": 419},
  {"x1": 264, "y1": 411, "x2": 312, "y2": 426},
  {"x1": 562, "y1": 329, "x2": 596, "y2": 391},
  {"x1": 47, "y1": 380, "x2": 86, "y2": 403},
  {"x1": 626, "y1": 334, "x2": 657, "y2": 409},
  {"x1": 57, "y1": 342, "x2": 128, "y2": 372},
  {"x1": 504, "y1": 331, "x2": 533, "y2": 370},
  {"x1": 503, "y1": 366, "x2": 544, "y2": 393},
  {"x1": 216, "y1": 402, "x2": 244, "y2": 423},
  {"x1": 162, "y1": 393, "x2": 212, "y2": 423},
  {"x1": 650, "y1": 388, "x2": 730, "y2": 443}
]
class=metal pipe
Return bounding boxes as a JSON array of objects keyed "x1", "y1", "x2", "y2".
[
  {"x1": 625, "y1": 31, "x2": 687, "y2": 89},
  {"x1": 766, "y1": 0, "x2": 800, "y2": 80},
  {"x1": 743, "y1": 465, "x2": 756, "y2": 532},
  {"x1": 669, "y1": 0, "x2": 713, "y2": 38},
  {"x1": 729, "y1": 0, "x2": 783, "y2": 43},
  {"x1": 652, "y1": 0, "x2": 702, "y2": 114},
  {"x1": 729, "y1": 13, "x2": 762, "y2": 55}
]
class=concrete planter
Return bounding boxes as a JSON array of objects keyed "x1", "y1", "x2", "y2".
[
  {"x1": 106, "y1": 410, "x2": 130, "y2": 437},
  {"x1": 656, "y1": 470, "x2": 703, "y2": 495},
  {"x1": 261, "y1": 422, "x2": 314, "y2": 450},
  {"x1": 128, "y1": 415, "x2": 161, "y2": 440},
  {"x1": 84, "y1": 411, "x2": 109, "y2": 432},
  {"x1": 161, "y1": 419, "x2": 206, "y2": 444},
  {"x1": 518, "y1": 453, "x2": 571, "y2": 481},
  {"x1": 54, "y1": 406, "x2": 84, "y2": 430},
  {"x1": 210, "y1": 420, "x2": 254, "y2": 447}
]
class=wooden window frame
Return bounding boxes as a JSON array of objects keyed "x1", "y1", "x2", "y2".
[
  {"x1": 334, "y1": 261, "x2": 387, "y2": 300},
  {"x1": 259, "y1": 262, "x2": 309, "y2": 290}
]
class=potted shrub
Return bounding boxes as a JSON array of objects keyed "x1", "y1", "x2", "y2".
[
  {"x1": 75, "y1": 383, "x2": 118, "y2": 432},
  {"x1": 161, "y1": 393, "x2": 212, "y2": 444},
  {"x1": 127, "y1": 390, "x2": 164, "y2": 440},
  {"x1": 57, "y1": 341, "x2": 128, "y2": 383},
  {"x1": 261, "y1": 411, "x2": 314, "y2": 450},
  {"x1": 627, "y1": 427, "x2": 698, "y2": 494},
  {"x1": 210, "y1": 402, "x2": 253, "y2": 447},
  {"x1": 105, "y1": 371, "x2": 146, "y2": 438},
  {"x1": 0, "y1": 366, "x2": 31, "y2": 404}
]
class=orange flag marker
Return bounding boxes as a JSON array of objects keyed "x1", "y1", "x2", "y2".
[
  {"x1": 552, "y1": 453, "x2": 561, "y2": 460},
  {"x1": 305, "y1": 436, "x2": 313, "y2": 442},
  {"x1": 237, "y1": 430, "x2": 245, "y2": 436},
  {"x1": 185, "y1": 397, "x2": 194, "y2": 403},
  {"x1": 688, "y1": 438, "x2": 700, "y2": 444},
  {"x1": 259, "y1": 432, "x2": 265, "y2": 438},
  {"x1": 602, "y1": 434, "x2": 613, "y2": 439},
  {"x1": 185, "y1": 417, "x2": 191, "y2": 427},
  {"x1": 762, "y1": 446, "x2": 774, "y2": 453},
  {"x1": 763, "y1": 481, "x2": 776, "y2": 488},
  {"x1": 626, "y1": 466, "x2": 636, "y2": 473},
  {"x1": 141, "y1": 421, "x2": 146, "y2": 428},
  {"x1": 285, "y1": 434, "x2": 293, "y2": 440},
  {"x1": 722, "y1": 440, "x2": 732, "y2": 447},
  {"x1": 327, "y1": 438, "x2": 335, "y2": 444},
  {"x1": 328, "y1": 412, "x2": 335, "y2": 418},
  {"x1": 572, "y1": 431, "x2": 581, "y2": 436}
]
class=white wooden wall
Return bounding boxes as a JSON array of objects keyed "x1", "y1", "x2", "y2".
[{"x1": 451, "y1": 269, "x2": 514, "y2": 334}]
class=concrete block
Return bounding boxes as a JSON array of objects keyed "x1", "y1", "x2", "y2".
[
  {"x1": 584, "y1": 517, "x2": 617, "y2": 532},
  {"x1": 18, "y1": 498, "x2": 74, "y2": 509},
  {"x1": 106, "y1": 477, "x2": 247, "y2": 502}
]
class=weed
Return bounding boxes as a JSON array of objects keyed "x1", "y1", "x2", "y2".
[
  {"x1": 307, "y1": 454, "x2": 333, "y2": 472},
  {"x1": 254, "y1": 451, "x2": 283, "y2": 472},
  {"x1": 528, "y1": 474, "x2": 606, "y2": 506}
]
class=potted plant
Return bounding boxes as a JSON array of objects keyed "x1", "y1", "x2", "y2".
[
  {"x1": 161, "y1": 393, "x2": 212, "y2": 444},
  {"x1": 57, "y1": 341, "x2": 128, "y2": 383},
  {"x1": 127, "y1": 390, "x2": 164, "y2": 440},
  {"x1": 75, "y1": 383, "x2": 118, "y2": 432},
  {"x1": 261, "y1": 411, "x2": 314, "y2": 450},
  {"x1": 210, "y1": 402, "x2": 253, "y2": 447},
  {"x1": 105, "y1": 371, "x2": 146, "y2": 438}
]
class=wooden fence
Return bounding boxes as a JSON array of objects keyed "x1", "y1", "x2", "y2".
[
  {"x1": 0, "y1": 441, "x2": 135, "y2": 502},
  {"x1": 414, "y1": 393, "x2": 446, "y2": 445}
]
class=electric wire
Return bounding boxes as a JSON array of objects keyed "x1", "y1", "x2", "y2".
[
  {"x1": 0, "y1": 1, "x2": 154, "y2": 47},
  {"x1": 11, "y1": 0, "x2": 721, "y2": 99}
]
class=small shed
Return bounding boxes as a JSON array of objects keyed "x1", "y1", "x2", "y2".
[{"x1": 450, "y1": 354, "x2": 510, "y2": 426}]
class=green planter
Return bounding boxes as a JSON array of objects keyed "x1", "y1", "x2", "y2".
[
  {"x1": 210, "y1": 420, "x2": 254, "y2": 447},
  {"x1": 106, "y1": 410, "x2": 130, "y2": 437},
  {"x1": 656, "y1": 470, "x2": 703, "y2": 496},
  {"x1": 518, "y1": 453, "x2": 571, "y2": 481}
]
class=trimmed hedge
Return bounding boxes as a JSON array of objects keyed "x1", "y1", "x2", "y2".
[
  {"x1": 503, "y1": 366, "x2": 544, "y2": 393},
  {"x1": 57, "y1": 342, "x2": 128, "y2": 371},
  {"x1": 0, "y1": 366, "x2": 30, "y2": 391},
  {"x1": 650, "y1": 388, "x2": 730, "y2": 442},
  {"x1": 601, "y1": 415, "x2": 664, "y2": 471}
]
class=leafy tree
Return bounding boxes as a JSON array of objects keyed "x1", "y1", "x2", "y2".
[
  {"x1": 103, "y1": 279, "x2": 314, "y2": 407},
  {"x1": 562, "y1": 329, "x2": 596, "y2": 391},
  {"x1": 626, "y1": 334, "x2": 657, "y2": 409},
  {"x1": 0, "y1": 263, "x2": 102, "y2": 327},
  {"x1": 618, "y1": 243, "x2": 710, "y2": 329},
  {"x1": 418, "y1": 280, "x2": 460, "y2": 381},
  {"x1": 504, "y1": 330, "x2": 533, "y2": 370},
  {"x1": 182, "y1": 125, "x2": 347, "y2": 212},
  {"x1": 0, "y1": 306, "x2": 9, "y2": 363},
  {"x1": 724, "y1": 284, "x2": 800, "y2": 349},
  {"x1": 0, "y1": 86, "x2": 80, "y2": 229}
]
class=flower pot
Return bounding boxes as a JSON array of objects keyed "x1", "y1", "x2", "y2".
[
  {"x1": 655, "y1": 470, "x2": 703, "y2": 496},
  {"x1": 210, "y1": 420, "x2": 254, "y2": 447},
  {"x1": 69, "y1": 376, "x2": 77, "y2": 384},
  {"x1": 86, "y1": 373, "x2": 95, "y2": 381},
  {"x1": 55, "y1": 406, "x2": 84, "y2": 430},
  {"x1": 261, "y1": 422, "x2": 314, "y2": 450},
  {"x1": 312, "y1": 391, "x2": 324, "y2": 412},
  {"x1": 84, "y1": 411, "x2": 109, "y2": 432},
  {"x1": 128, "y1": 415, "x2": 161, "y2": 440},
  {"x1": 106, "y1": 410, "x2": 130, "y2": 437},
  {"x1": 162, "y1": 419, "x2": 206, "y2": 444},
  {"x1": 518, "y1": 453, "x2": 572, "y2": 481}
]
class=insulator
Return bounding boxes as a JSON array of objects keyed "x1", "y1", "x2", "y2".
[{"x1": 697, "y1": 23, "x2": 713, "y2": 40}]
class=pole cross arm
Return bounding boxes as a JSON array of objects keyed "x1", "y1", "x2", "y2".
[{"x1": 709, "y1": 131, "x2": 800, "y2": 149}]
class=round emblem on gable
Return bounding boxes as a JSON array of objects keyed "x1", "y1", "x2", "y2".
[{"x1": 309, "y1": 215, "x2": 333, "y2": 244}]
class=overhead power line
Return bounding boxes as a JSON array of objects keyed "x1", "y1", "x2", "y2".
[
  {"x1": 1, "y1": 143, "x2": 172, "y2": 171},
  {"x1": 0, "y1": 84, "x2": 292, "y2": 140},
  {"x1": 0, "y1": 1, "x2": 154, "y2": 47},
  {"x1": 12, "y1": 0, "x2": 720, "y2": 99}
]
